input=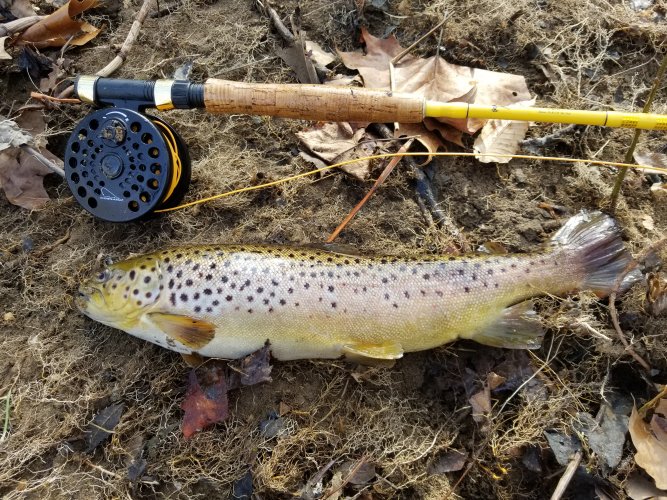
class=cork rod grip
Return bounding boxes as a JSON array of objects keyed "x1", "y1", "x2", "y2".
[{"x1": 204, "y1": 79, "x2": 425, "y2": 123}]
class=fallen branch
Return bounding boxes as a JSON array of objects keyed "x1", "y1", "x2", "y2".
[
  {"x1": 56, "y1": 0, "x2": 158, "y2": 99},
  {"x1": 20, "y1": 145, "x2": 65, "y2": 177},
  {"x1": 255, "y1": 0, "x2": 295, "y2": 44},
  {"x1": 550, "y1": 451, "x2": 582, "y2": 500}
]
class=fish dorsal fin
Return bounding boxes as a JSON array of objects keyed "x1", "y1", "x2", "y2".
[
  {"x1": 306, "y1": 242, "x2": 364, "y2": 257},
  {"x1": 148, "y1": 312, "x2": 215, "y2": 350},
  {"x1": 343, "y1": 341, "x2": 404, "y2": 360},
  {"x1": 473, "y1": 300, "x2": 544, "y2": 349}
]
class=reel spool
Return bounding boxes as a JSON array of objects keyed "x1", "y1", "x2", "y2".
[{"x1": 64, "y1": 107, "x2": 191, "y2": 222}]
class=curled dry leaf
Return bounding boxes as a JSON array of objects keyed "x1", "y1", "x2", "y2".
[
  {"x1": 629, "y1": 399, "x2": 667, "y2": 490},
  {"x1": 646, "y1": 273, "x2": 667, "y2": 316},
  {"x1": 17, "y1": 0, "x2": 100, "y2": 48},
  {"x1": 0, "y1": 37, "x2": 10, "y2": 60},
  {"x1": 634, "y1": 150, "x2": 667, "y2": 175}
]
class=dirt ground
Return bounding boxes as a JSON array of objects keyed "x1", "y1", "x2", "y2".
[{"x1": 2, "y1": 0, "x2": 667, "y2": 498}]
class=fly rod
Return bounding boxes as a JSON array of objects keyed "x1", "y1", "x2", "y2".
[{"x1": 65, "y1": 75, "x2": 667, "y2": 223}]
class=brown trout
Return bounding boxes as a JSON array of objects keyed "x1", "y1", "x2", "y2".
[{"x1": 76, "y1": 211, "x2": 635, "y2": 361}]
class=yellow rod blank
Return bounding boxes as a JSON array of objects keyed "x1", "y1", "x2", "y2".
[{"x1": 424, "y1": 101, "x2": 667, "y2": 130}]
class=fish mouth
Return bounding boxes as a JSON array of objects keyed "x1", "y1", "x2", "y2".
[{"x1": 75, "y1": 285, "x2": 106, "y2": 313}]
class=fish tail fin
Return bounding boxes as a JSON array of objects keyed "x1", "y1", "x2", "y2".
[{"x1": 550, "y1": 210, "x2": 639, "y2": 297}]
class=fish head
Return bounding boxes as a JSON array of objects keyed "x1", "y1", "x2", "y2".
[{"x1": 77, "y1": 256, "x2": 163, "y2": 328}]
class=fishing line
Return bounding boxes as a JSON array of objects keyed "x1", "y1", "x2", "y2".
[{"x1": 155, "y1": 152, "x2": 667, "y2": 213}]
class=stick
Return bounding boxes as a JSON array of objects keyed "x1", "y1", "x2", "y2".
[
  {"x1": 255, "y1": 0, "x2": 295, "y2": 44},
  {"x1": 609, "y1": 51, "x2": 667, "y2": 213},
  {"x1": 20, "y1": 145, "x2": 65, "y2": 177},
  {"x1": 56, "y1": 0, "x2": 158, "y2": 99},
  {"x1": 391, "y1": 15, "x2": 449, "y2": 65},
  {"x1": 550, "y1": 451, "x2": 582, "y2": 500},
  {"x1": 0, "y1": 15, "x2": 45, "y2": 37},
  {"x1": 326, "y1": 139, "x2": 415, "y2": 242}
]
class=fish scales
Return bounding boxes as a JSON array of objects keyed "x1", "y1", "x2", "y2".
[{"x1": 77, "y1": 211, "x2": 637, "y2": 361}]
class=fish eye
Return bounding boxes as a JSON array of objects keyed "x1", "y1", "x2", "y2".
[{"x1": 96, "y1": 270, "x2": 110, "y2": 282}]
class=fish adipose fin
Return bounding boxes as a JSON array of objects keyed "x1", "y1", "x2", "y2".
[
  {"x1": 343, "y1": 341, "x2": 404, "y2": 360},
  {"x1": 550, "y1": 210, "x2": 639, "y2": 297},
  {"x1": 474, "y1": 300, "x2": 544, "y2": 349},
  {"x1": 148, "y1": 312, "x2": 215, "y2": 349}
]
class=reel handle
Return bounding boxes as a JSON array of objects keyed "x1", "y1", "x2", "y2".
[{"x1": 203, "y1": 79, "x2": 425, "y2": 123}]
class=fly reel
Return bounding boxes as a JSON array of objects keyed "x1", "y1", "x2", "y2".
[{"x1": 64, "y1": 76, "x2": 202, "y2": 222}]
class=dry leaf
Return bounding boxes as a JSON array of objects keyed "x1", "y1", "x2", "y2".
[
  {"x1": 470, "y1": 386, "x2": 492, "y2": 422},
  {"x1": 18, "y1": 0, "x2": 100, "y2": 48},
  {"x1": 646, "y1": 273, "x2": 667, "y2": 316},
  {"x1": 0, "y1": 119, "x2": 33, "y2": 151},
  {"x1": 629, "y1": 401, "x2": 667, "y2": 489},
  {"x1": 296, "y1": 122, "x2": 374, "y2": 179},
  {"x1": 428, "y1": 449, "x2": 468, "y2": 474},
  {"x1": 625, "y1": 472, "x2": 667, "y2": 500},
  {"x1": 306, "y1": 40, "x2": 335, "y2": 66},
  {"x1": 181, "y1": 364, "x2": 228, "y2": 439},
  {"x1": 634, "y1": 150, "x2": 667, "y2": 175},
  {"x1": 474, "y1": 99, "x2": 536, "y2": 163},
  {"x1": 0, "y1": 148, "x2": 55, "y2": 209},
  {"x1": 85, "y1": 403, "x2": 124, "y2": 452},
  {"x1": 339, "y1": 27, "x2": 531, "y2": 136}
]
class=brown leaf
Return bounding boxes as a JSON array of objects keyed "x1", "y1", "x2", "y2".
[
  {"x1": 629, "y1": 402, "x2": 667, "y2": 489},
  {"x1": 306, "y1": 40, "x2": 335, "y2": 67},
  {"x1": 339, "y1": 27, "x2": 531, "y2": 136},
  {"x1": 181, "y1": 364, "x2": 228, "y2": 439},
  {"x1": 647, "y1": 273, "x2": 667, "y2": 317},
  {"x1": 625, "y1": 472, "x2": 667, "y2": 500},
  {"x1": 228, "y1": 342, "x2": 272, "y2": 388},
  {"x1": 296, "y1": 122, "x2": 374, "y2": 179},
  {"x1": 634, "y1": 150, "x2": 667, "y2": 176},
  {"x1": 394, "y1": 122, "x2": 445, "y2": 160},
  {"x1": 85, "y1": 403, "x2": 124, "y2": 452},
  {"x1": 474, "y1": 99, "x2": 535, "y2": 163},
  {"x1": 0, "y1": 148, "x2": 53, "y2": 209},
  {"x1": 470, "y1": 386, "x2": 492, "y2": 422},
  {"x1": 17, "y1": 0, "x2": 100, "y2": 48},
  {"x1": 428, "y1": 449, "x2": 468, "y2": 474}
]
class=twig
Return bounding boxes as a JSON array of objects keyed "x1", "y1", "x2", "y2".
[
  {"x1": 34, "y1": 228, "x2": 71, "y2": 257},
  {"x1": 326, "y1": 139, "x2": 415, "y2": 242},
  {"x1": 29, "y1": 92, "x2": 80, "y2": 104},
  {"x1": 609, "y1": 51, "x2": 667, "y2": 213},
  {"x1": 370, "y1": 124, "x2": 470, "y2": 251},
  {"x1": 0, "y1": 15, "x2": 45, "y2": 37},
  {"x1": 0, "y1": 391, "x2": 10, "y2": 442},
  {"x1": 56, "y1": 0, "x2": 158, "y2": 99},
  {"x1": 390, "y1": 15, "x2": 449, "y2": 65},
  {"x1": 255, "y1": 0, "x2": 295, "y2": 44},
  {"x1": 20, "y1": 145, "x2": 65, "y2": 177},
  {"x1": 550, "y1": 451, "x2": 582, "y2": 500},
  {"x1": 323, "y1": 455, "x2": 368, "y2": 500}
]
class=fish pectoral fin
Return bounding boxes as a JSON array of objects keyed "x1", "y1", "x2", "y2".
[
  {"x1": 343, "y1": 341, "x2": 404, "y2": 360},
  {"x1": 473, "y1": 300, "x2": 544, "y2": 349},
  {"x1": 147, "y1": 312, "x2": 215, "y2": 350}
]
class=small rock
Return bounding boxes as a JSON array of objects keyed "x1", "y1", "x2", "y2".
[{"x1": 3, "y1": 312, "x2": 15, "y2": 322}]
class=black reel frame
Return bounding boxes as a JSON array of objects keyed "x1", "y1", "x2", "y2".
[{"x1": 65, "y1": 76, "x2": 202, "y2": 222}]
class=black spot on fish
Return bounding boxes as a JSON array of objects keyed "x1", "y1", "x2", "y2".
[
  {"x1": 230, "y1": 283, "x2": 236, "y2": 289},
  {"x1": 295, "y1": 302, "x2": 300, "y2": 307},
  {"x1": 483, "y1": 282, "x2": 488, "y2": 288},
  {"x1": 167, "y1": 265, "x2": 173, "y2": 273},
  {"x1": 501, "y1": 268, "x2": 507, "y2": 273},
  {"x1": 247, "y1": 308, "x2": 253, "y2": 314},
  {"x1": 525, "y1": 268, "x2": 531, "y2": 273},
  {"x1": 270, "y1": 291, "x2": 275, "y2": 297},
  {"x1": 159, "y1": 285, "x2": 164, "y2": 290},
  {"x1": 133, "y1": 289, "x2": 139, "y2": 295},
  {"x1": 448, "y1": 256, "x2": 456, "y2": 261},
  {"x1": 185, "y1": 279, "x2": 193, "y2": 287},
  {"x1": 180, "y1": 293, "x2": 188, "y2": 302},
  {"x1": 170, "y1": 293, "x2": 176, "y2": 305},
  {"x1": 146, "y1": 292, "x2": 152, "y2": 298},
  {"x1": 272, "y1": 279, "x2": 279, "y2": 286},
  {"x1": 185, "y1": 260, "x2": 192, "y2": 266},
  {"x1": 263, "y1": 299, "x2": 269, "y2": 305},
  {"x1": 112, "y1": 284, "x2": 117, "y2": 289},
  {"x1": 176, "y1": 270, "x2": 183, "y2": 278},
  {"x1": 393, "y1": 303, "x2": 398, "y2": 308},
  {"x1": 226, "y1": 295, "x2": 233, "y2": 301},
  {"x1": 269, "y1": 307, "x2": 274, "y2": 313},
  {"x1": 487, "y1": 269, "x2": 493, "y2": 275},
  {"x1": 404, "y1": 291, "x2": 410, "y2": 298},
  {"x1": 472, "y1": 274, "x2": 477, "y2": 281},
  {"x1": 164, "y1": 257, "x2": 171, "y2": 263},
  {"x1": 304, "y1": 283, "x2": 310, "y2": 289},
  {"x1": 362, "y1": 286, "x2": 367, "y2": 292},
  {"x1": 140, "y1": 265, "x2": 146, "y2": 270},
  {"x1": 194, "y1": 292, "x2": 200, "y2": 300},
  {"x1": 205, "y1": 274, "x2": 213, "y2": 281},
  {"x1": 458, "y1": 269, "x2": 465, "y2": 276},
  {"x1": 206, "y1": 307, "x2": 212, "y2": 313},
  {"x1": 331, "y1": 302, "x2": 337, "y2": 308},
  {"x1": 464, "y1": 287, "x2": 470, "y2": 293},
  {"x1": 511, "y1": 263, "x2": 517, "y2": 269},
  {"x1": 194, "y1": 306, "x2": 201, "y2": 313},
  {"x1": 288, "y1": 288, "x2": 294, "y2": 294},
  {"x1": 474, "y1": 263, "x2": 481, "y2": 268},
  {"x1": 380, "y1": 259, "x2": 387, "y2": 264},
  {"x1": 151, "y1": 267, "x2": 156, "y2": 272},
  {"x1": 382, "y1": 277, "x2": 388, "y2": 284},
  {"x1": 384, "y1": 293, "x2": 390, "y2": 300},
  {"x1": 137, "y1": 300, "x2": 142, "y2": 306},
  {"x1": 221, "y1": 276, "x2": 228, "y2": 283},
  {"x1": 204, "y1": 288, "x2": 212, "y2": 295},
  {"x1": 210, "y1": 263, "x2": 216, "y2": 269},
  {"x1": 129, "y1": 270, "x2": 136, "y2": 279},
  {"x1": 328, "y1": 285, "x2": 334, "y2": 292},
  {"x1": 327, "y1": 271, "x2": 334, "y2": 278},
  {"x1": 494, "y1": 283, "x2": 499, "y2": 288},
  {"x1": 247, "y1": 296, "x2": 253, "y2": 302},
  {"x1": 279, "y1": 299, "x2": 286, "y2": 306},
  {"x1": 436, "y1": 291, "x2": 443, "y2": 297},
  {"x1": 256, "y1": 287, "x2": 263, "y2": 293},
  {"x1": 217, "y1": 288, "x2": 223, "y2": 294}
]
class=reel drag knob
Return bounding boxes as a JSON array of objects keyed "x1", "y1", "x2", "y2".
[{"x1": 64, "y1": 108, "x2": 190, "y2": 222}]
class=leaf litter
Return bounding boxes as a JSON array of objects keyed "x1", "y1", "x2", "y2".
[{"x1": 629, "y1": 396, "x2": 667, "y2": 489}]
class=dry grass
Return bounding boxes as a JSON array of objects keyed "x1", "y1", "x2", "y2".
[{"x1": 2, "y1": 0, "x2": 667, "y2": 497}]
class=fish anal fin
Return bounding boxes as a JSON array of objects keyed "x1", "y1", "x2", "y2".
[
  {"x1": 343, "y1": 341, "x2": 404, "y2": 360},
  {"x1": 473, "y1": 300, "x2": 544, "y2": 349},
  {"x1": 148, "y1": 312, "x2": 215, "y2": 350}
]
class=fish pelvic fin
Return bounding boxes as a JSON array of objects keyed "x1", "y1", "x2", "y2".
[
  {"x1": 343, "y1": 341, "x2": 404, "y2": 360},
  {"x1": 550, "y1": 210, "x2": 639, "y2": 297},
  {"x1": 473, "y1": 300, "x2": 544, "y2": 349},
  {"x1": 148, "y1": 312, "x2": 215, "y2": 350}
]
